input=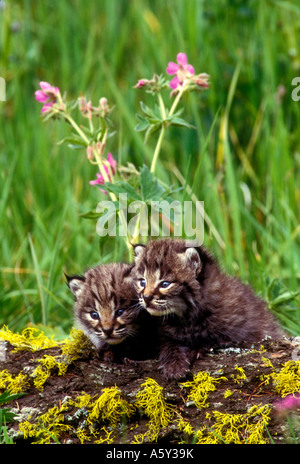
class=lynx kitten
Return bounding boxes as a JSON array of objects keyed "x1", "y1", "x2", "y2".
[
  {"x1": 133, "y1": 238, "x2": 283, "y2": 379},
  {"x1": 67, "y1": 262, "x2": 157, "y2": 361}
]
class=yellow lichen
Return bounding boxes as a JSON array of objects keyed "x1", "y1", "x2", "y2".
[
  {"x1": 261, "y1": 360, "x2": 300, "y2": 397},
  {"x1": 76, "y1": 427, "x2": 93, "y2": 444},
  {"x1": 177, "y1": 417, "x2": 195, "y2": 437},
  {"x1": 19, "y1": 405, "x2": 71, "y2": 444},
  {"x1": 134, "y1": 378, "x2": 174, "y2": 442},
  {"x1": 19, "y1": 420, "x2": 36, "y2": 440},
  {"x1": 68, "y1": 392, "x2": 92, "y2": 409},
  {"x1": 94, "y1": 426, "x2": 115, "y2": 444},
  {"x1": 261, "y1": 357, "x2": 274, "y2": 368},
  {"x1": 224, "y1": 389, "x2": 234, "y2": 398},
  {"x1": 180, "y1": 371, "x2": 227, "y2": 409},
  {"x1": 61, "y1": 328, "x2": 94, "y2": 364},
  {"x1": 32, "y1": 355, "x2": 68, "y2": 391},
  {"x1": 251, "y1": 345, "x2": 267, "y2": 353},
  {"x1": 87, "y1": 386, "x2": 135, "y2": 427},
  {"x1": 196, "y1": 404, "x2": 272, "y2": 444},
  {"x1": 0, "y1": 369, "x2": 29, "y2": 394},
  {"x1": 0, "y1": 325, "x2": 58, "y2": 352},
  {"x1": 231, "y1": 366, "x2": 247, "y2": 385}
]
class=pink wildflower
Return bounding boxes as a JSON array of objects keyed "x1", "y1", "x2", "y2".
[
  {"x1": 166, "y1": 53, "x2": 195, "y2": 90},
  {"x1": 106, "y1": 152, "x2": 117, "y2": 173},
  {"x1": 134, "y1": 79, "x2": 150, "y2": 89},
  {"x1": 274, "y1": 394, "x2": 300, "y2": 414},
  {"x1": 35, "y1": 81, "x2": 61, "y2": 113},
  {"x1": 89, "y1": 153, "x2": 117, "y2": 192}
]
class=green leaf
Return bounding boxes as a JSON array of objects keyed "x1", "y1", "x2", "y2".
[
  {"x1": 79, "y1": 210, "x2": 103, "y2": 220},
  {"x1": 104, "y1": 181, "x2": 142, "y2": 201},
  {"x1": 134, "y1": 114, "x2": 150, "y2": 132},
  {"x1": 0, "y1": 391, "x2": 25, "y2": 406},
  {"x1": 144, "y1": 122, "x2": 162, "y2": 144},
  {"x1": 168, "y1": 117, "x2": 195, "y2": 130},
  {"x1": 140, "y1": 101, "x2": 158, "y2": 119},
  {"x1": 57, "y1": 134, "x2": 88, "y2": 148},
  {"x1": 0, "y1": 408, "x2": 15, "y2": 424},
  {"x1": 140, "y1": 165, "x2": 153, "y2": 200},
  {"x1": 138, "y1": 165, "x2": 165, "y2": 200},
  {"x1": 80, "y1": 201, "x2": 120, "y2": 219},
  {"x1": 139, "y1": 165, "x2": 154, "y2": 201},
  {"x1": 270, "y1": 290, "x2": 300, "y2": 308}
]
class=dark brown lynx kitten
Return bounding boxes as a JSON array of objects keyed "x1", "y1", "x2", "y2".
[
  {"x1": 133, "y1": 238, "x2": 283, "y2": 379},
  {"x1": 67, "y1": 262, "x2": 157, "y2": 361}
]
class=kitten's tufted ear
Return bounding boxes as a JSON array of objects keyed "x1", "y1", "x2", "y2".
[
  {"x1": 180, "y1": 248, "x2": 202, "y2": 276},
  {"x1": 132, "y1": 244, "x2": 145, "y2": 260},
  {"x1": 65, "y1": 274, "x2": 85, "y2": 299}
]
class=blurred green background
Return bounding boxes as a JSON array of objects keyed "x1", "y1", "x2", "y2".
[{"x1": 1, "y1": 0, "x2": 300, "y2": 338}]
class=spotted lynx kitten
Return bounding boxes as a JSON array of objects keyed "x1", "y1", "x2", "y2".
[
  {"x1": 133, "y1": 238, "x2": 283, "y2": 379},
  {"x1": 67, "y1": 262, "x2": 157, "y2": 361}
]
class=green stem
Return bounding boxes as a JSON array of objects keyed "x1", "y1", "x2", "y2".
[
  {"x1": 158, "y1": 93, "x2": 166, "y2": 119},
  {"x1": 150, "y1": 125, "x2": 166, "y2": 173},
  {"x1": 64, "y1": 114, "x2": 90, "y2": 145},
  {"x1": 150, "y1": 85, "x2": 186, "y2": 174},
  {"x1": 64, "y1": 114, "x2": 131, "y2": 257},
  {"x1": 169, "y1": 84, "x2": 186, "y2": 117}
]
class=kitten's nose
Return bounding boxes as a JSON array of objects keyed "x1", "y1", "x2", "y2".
[
  {"x1": 102, "y1": 327, "x2": 113, "y2": 337},
  {"x1": 143, "y1": 293, "x2": 153, "y2": 304}
]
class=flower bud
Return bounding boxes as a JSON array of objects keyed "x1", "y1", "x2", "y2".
[
  {"x1": 86, "y1": 146, "x2": 94, "y2": 160},
  {"x1": 79, "y1": 97, "x2": 93, "y2": 118},
  {"x1": 134, "y1": 79, "x2": 150, "y2": 89},
  {"x1": 99, "y1": 97, "x2": 108, "y2": 108}
]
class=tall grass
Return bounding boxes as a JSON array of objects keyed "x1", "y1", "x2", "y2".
[{"x1": 0, "y1": 0, "x2": 300, "y2": 336}]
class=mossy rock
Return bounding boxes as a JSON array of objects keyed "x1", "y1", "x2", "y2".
[{"x1": 1, "y1": 325, "x2": 300, "y2": 444}]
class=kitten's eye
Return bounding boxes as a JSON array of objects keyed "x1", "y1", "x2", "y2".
[
  {"x1": 116, "y1": 309, "x2": 125, "y2": 317},
  {"x1": 139, "y1": 278, "x2": 146, "y2": 288},
  {"x1": 160, "y1": 281, "x2": 171, "y2": 288},
  {"x1": 90, "y1": 311, "x2": 100, "y2": 320}
]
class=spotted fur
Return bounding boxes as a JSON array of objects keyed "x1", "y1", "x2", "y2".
[
  {"x1": 133, "y1": 238, "x2": 283, "y2": 379},
  {"x1": 67, "y1": 262, "x2": 157, "y2": 361}
]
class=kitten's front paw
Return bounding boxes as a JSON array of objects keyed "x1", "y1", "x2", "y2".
[
  {"x1": 161, "y1": 359, "x2": 190, "y2": 380},
  {"x1": 102, "y1": 349, "x2": 115, "y2": 363}
]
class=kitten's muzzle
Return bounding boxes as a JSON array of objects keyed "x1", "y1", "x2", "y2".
[
  {"x1": 102, "y1": 327, "x2": 113, "y2": 337},
  {"x1": 143, "y1": 293, "x2": 153, "y2": 304},
  {"x1": 101, "y1": 325, "x2": 127, "y2": 345}
]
